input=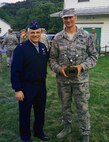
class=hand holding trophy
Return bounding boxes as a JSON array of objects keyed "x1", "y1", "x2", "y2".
[{"x1": 64, "y1": 65, "x2": 83, "y2": 77}]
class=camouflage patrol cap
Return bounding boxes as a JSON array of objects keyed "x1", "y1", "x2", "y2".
[
  {"x1": 28, "y1": 20, "x2": 41, "y2": 30},
  {"x1": 61, "y1": 8, "x2": 76, "y2": 18},
  {"x1": 8, "y1": 29, "x2": 13, "y2": 33}
]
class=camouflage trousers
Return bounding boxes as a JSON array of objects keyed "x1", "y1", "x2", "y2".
[
  {"x1": 6, "y1": 49, "x2": 14, "y2": 65},
  {"x1": 57, "y1": 82, "x2": 90, "y2": 136}
]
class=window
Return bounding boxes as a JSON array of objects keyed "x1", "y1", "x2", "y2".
[{"x1": 78, "y1": 0, "x2": 89, "y2": 2}]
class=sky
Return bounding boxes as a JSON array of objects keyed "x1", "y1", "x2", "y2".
[{"x1": 0, "y1": 0, "x2": 24, "y2": 4}]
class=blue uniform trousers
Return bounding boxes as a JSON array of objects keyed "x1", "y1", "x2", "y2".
[{"x1": 18, "y1": 81, "x2": 46, "y2": 141}]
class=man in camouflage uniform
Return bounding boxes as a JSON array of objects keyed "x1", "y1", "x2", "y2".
[
  {"x1": 2, "y1": 29, "x2": 19, "y2": 66},
  {"x1": 90, "y1": 28, "x2": 99, "y2": 52},
  {"x1": 40, "y1": 28, "x2": 49, "y2": 51},
  {"x1": 50, "y1": 8, "x2": 98, "y2": 142},
  {"x1": 20, "y1": 29, "x2": 28, "y2": 43}
]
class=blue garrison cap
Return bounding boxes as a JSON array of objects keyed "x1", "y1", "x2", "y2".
[{"x1": 28, "y1": 20, "x2": 41, "y2": 30}]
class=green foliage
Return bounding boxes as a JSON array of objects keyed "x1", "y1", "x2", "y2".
[
  {"x1": 0, "y1": 0, "x2": 63, "y2": 32},
  {"x1": 0, "y1": 54, "x2": 109, "y2": 141}
]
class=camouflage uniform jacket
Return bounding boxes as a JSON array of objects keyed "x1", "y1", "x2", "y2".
[
  {"x1": 50, "y1": 27, "x2": 98, "y2": 84},
  {"x1": 2, "y1": 34, "x2": 19, "y2": 50},
  {"x1": 40, "y1": 34, "x2": 49, "y2": 50},
  {"x1": 90, "y1": 33, "x2": 98, "y2": 50}
]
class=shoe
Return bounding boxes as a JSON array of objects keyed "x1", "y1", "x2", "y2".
[
  {"x1": 82, "y1": 135, "x2": 89, "y2": 142},
  {"x1": 34, "y1": 133, "x2": 50, "y2": 141},
  {"x1": 56, "y1": 124, "x2": 71, "y2": 139}
]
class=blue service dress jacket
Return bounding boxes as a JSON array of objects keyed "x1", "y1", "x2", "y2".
[{"x1": 11, "y1": 39, "x2": 49, "y2": 92}]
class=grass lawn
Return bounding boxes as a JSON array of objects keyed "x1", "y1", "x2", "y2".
[{"x1": 0, "y1": 53, "x2": 109, "y2": 142}]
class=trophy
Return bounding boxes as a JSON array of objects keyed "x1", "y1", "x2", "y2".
[{"x1": 64, "y1": 66, "x2": 78, "y2": 77}]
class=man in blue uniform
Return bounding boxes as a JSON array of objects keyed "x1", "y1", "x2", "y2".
[{"x1": 11, "y1": 20, "x2": 50, "y2": 142}]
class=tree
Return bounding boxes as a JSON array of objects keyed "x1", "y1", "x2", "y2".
[{"x1": 0, "y1": 0, "x2": 63, "y2": 32}]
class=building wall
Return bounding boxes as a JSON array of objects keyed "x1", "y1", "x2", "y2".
[
  {"x1": 65, "y1": 0, "x2": 109, "y2": 9},
  {"x1": 76, "y1": 15, "x2": 109, "y2": 51},
  {"x1": 0, "y1": 19, "x2": 11, "y2": 36},
  {"x1": 64, "y1": 0, "x2": 109, "y2": 51},
  {"x1": 101, "y1": 18, "x2": 109, "y2": 48}
]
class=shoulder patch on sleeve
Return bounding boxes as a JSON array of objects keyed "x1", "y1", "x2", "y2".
[{"x1": 54, "y1": 31, "x2": 63, "y2": 41}]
